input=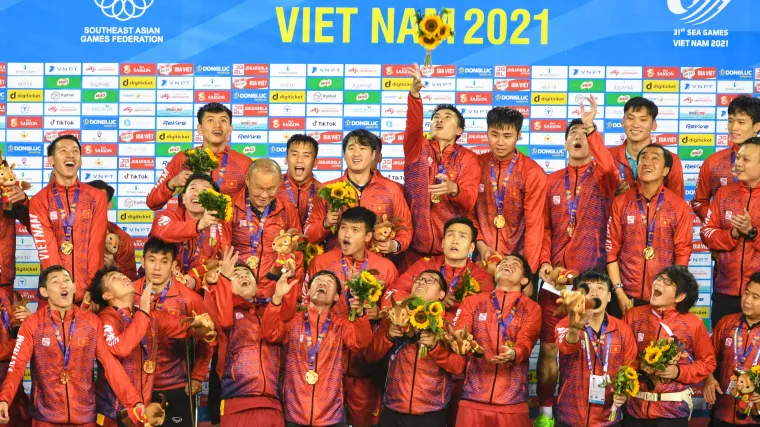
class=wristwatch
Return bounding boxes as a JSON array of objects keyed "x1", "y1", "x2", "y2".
[
  {"x1": 585, "y1": 124, "x2": 597, "y2": 136},
  {"x1": 613, "y1": 283, "x2": 624, "y2": 291},
  {"x1": 747, "y1": 227, "x2": 758, "y2": 241}
]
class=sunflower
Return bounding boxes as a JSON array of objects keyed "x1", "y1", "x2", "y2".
[
  {"x1": 625, "y1": 367, "x2": 638, "y2": 380},
  {"x1": 306, "y1": 243, "x2": 320, "y2": 258},
  {"x1": 186, "y1": 149, "x2": 197, "y2": 156},
  {"x1": 361, "y1": 271, "x2": 378, "y2": 286},
  {"x1": 627, "y1": 379, "x2": 640, "y2": 397},
  {"x1": 435, "y1": 24, "x2": 451, "y2": 41},
  {"x1": 428, "y1": 301, "x2": 444, "y2": 317},
  {"x1": 753, "y1": 365, "x2": 760, "y2": 375},
  {"x1": 331, "y1": 185, "x2": 346, "y2": 199},
  {"x1": 644, "y1": 347, "x2": 662, "y2": 365},
  {"x1": 661, "y1": 344, "x2": 670, "y2": 352},
  {"x1": 410, "y1": 306, "x2": 430, "y2": 330},
  {"x1": 223, "y1": 195, "x2": 233, "y2": 221},
  {"x1": 471, "y1": 278, "x2": 481, "y2": 293},
  {"x1": 417, "y1": 34, "x2": 440, "y2": 51},
  {"x1": 344, "y1": 184, "x2": 358, "y2": 200},
  {"x1": 419, "y1": 15, "x2": 443, "y2": 37},
  {"x1": 204, "y1": 147, "x2": 219, "y2": 163},
  {"x1": 369, "y1": 287, "x2": 382, "y2": 303}
]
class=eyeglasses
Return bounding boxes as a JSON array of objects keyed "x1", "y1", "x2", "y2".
[
  {"x1": 413, "y1": 276, "x2": 440, "y2": 286},
  {"x1": 250, "y1": 187, "x2": 278, "y2": 196},
  {"x1": 655, "y1": 274, "x2": 675, "y2": 287}
]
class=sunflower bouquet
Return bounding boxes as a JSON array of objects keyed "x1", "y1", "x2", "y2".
[
  {"x1": 299, "y1": 242, "x2": 324, "y2": 269},
  {"x1": 452, "y1": 269, "x2": 481, "y2": 302},
  {"x1": 415, "y1": 9, "x2": 453, "y2": 68},
  {"x1": 198, "y1": 188, "x2": 233, "y2": 222},
  {"x1": 639, "y1": 337, "x2": 687, "y2": 384},
  {"x1": 345, "y1": 269, "x2": 384, "y2": 321},
  {"x1": 183, "y1": 147, "x2": 219, "y2": 175},
  {"x1": 608, "y1": 365, "x2": 639, "y2": 421},
  {"x1": 317, "y1": 181, "x2": 358, "y2": 233},
  {"x1": 408, "y1": 296, "x2": 445, "y2": 358}
]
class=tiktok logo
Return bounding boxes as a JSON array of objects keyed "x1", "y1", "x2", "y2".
[{"x1": 667, "y1": 0, "x2": 732, "y2": 25}]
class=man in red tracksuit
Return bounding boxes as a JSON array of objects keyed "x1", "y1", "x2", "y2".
[
  {"x1": 701, "y1": 137, "x2": 760, "y2": 327},
  {"x1": 30, "y1": 134, "x2": 108, "y2": 303},
  {"x1": 150, "y1": 173, "x2": 231, "y2": 291},
  {"x1": 87, "y1": 180, "x2": 138, "y2": 281},
  {"x1": 692, "y1": 96, "x2": 760, "y2": 223},
  {"x1": 704, "y1": 273, "x2": 760, "y2": 427},
  {"x1": 89, "y1": 266, "x2": 190, "y2": 426},
  {"x1": 606, "y1": 144, "x2": 692, "y2": 317},
  {"x1": 366, "y1": 269, "x2": 465, "y2": 426},
  {"x1": 623, "y1": 266, "x2": 716, "y2": 426},
  {"x1": 536, "y1": 99, "x2": 618, "y2": 422},
  {"x1": 608, "y1": 97, "x2": 684, "y2": 198},
  {"x1": 451, "y1": 254, "x2": 541, "y2": 427},
  {"x1": 0, "y1": 155, "x2": 30, "y2": 303},
  {"x1": 148, "y1": 102, "x2": 252, "y2": 211},
  {"x1": 229, "y1": 158, "x2": 303, "y2": 315},
  {"x1": 0, "y1": 265, "x2": 146, "y2": 426},
  {"x1": 0, "y1": 285, "x2": 31, "y2": 427},
  {"x1": 304, "y1": 129, "x2": 412, "y2": 255},
  {"x1": 262, "y1": 270, "x2": 372, "y2": 427},
  {"x1": 402, "y1": 64, "x2": 481, "y2": 269},
  {"x1": 278, "y1": 134, "x2": 322, "y2": 228},
  {"x1": 134, "y1": 238, "x2": 215, "y2": 427},
  {"x1": 204, "y1": 247, "x2": 284, "y2": 426},
  {"x1": 553, "y1": 270, "x2": 638, "y2": 427}
]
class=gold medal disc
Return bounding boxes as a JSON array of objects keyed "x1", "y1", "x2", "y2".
[
  {"x1": 643, "y1": 246, "x2": 655, "y2": 260},
  {"x1": 494, "y1": 215, "x2": 506, "y2": 229},
  {"x1": 305, "y1": 370, "x2": 319, "y2": 385},
  {"x1": 61, "y1": 241, "x2": 73, "y2": 255}
]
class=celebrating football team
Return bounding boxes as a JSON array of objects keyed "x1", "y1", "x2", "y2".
[{"x1": 0, "y1": 63, "x2": 757, "y2": 427}]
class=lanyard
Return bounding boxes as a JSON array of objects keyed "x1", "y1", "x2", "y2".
[
  {"x1": 284, "y1": 175, "x2": 315, "y2": 222},
  {"x1": 491, "y1": 290, "x2": 520, "y2": 344},
  {"x1": 636, "y1": 189, "x2": 665, "y2": 250},
  {"x1": 731, "y1": 150, "x2": 739, "y2": 184},
  {"x1": 115, "y1": 307, "x2": 149, "y2": 361},
  {"x1": 182, "y1": 231, "x2": 205, "y2": 273},
  {"x1": 491, "y1": 154, "x2": 518, "y2": 216},
  {"x1": 436, "y1": 146, "x2": 459, "y2": 184},
  {"x1": 48, "y1": 308, "x2": 76, "y2": 373},
  {"x1": 215, "y1": 151, "x2": 229, "y2": 188},
  {"x1": 651, "y1": 309, "x2": 694, "y2": 362},
  {"x1": 246, "y1": 196, "x2": 271, "y2": 258},
  {"x1": 51, "y1": 184, "x2": 81, "y2": 243},
  {"x1": 583, "y1": 318, "x2": 610, "y2": 374},
  {"x1": 304, "y1": 311, "x2": 331, "y2": 372},
  {"x1": 565, "y1": 165, "x2": 593, "y2": 230},
  {"x1": 734, "y1": 319, "x2": 760, "y2": 369},
  {"x1": 153, "y1": 281, "x2": 171, "y2": 311},
  {"x1": 341, "y1": 254, "x2": 368, "y2": 303},
  {"x1": 441, "y1": 264, "x2": 465, "y2": 292},
  {"x1": 619, "y1": 163, "x2": 625, "y2": 181},
  {"x1": 0, "y1": 308, "x2": 10, "y2": 334}
]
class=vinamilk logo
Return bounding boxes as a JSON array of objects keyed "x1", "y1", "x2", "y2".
[{"x1": 667, "y1": 0, "x2": 731, "y2": 25}]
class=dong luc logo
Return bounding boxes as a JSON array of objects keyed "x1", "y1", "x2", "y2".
[
  {"x1": 95, "y1": 0, "x2": 154, "y2": 22},
  {"x1": 667, "y1": 0, "x2": 731, "y2": 25}
]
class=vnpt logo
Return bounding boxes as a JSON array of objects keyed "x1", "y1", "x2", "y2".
[
  {"x1": 667, "y1": 0, "x2": 731, "y2": 25},
  {"x1": 94, "y1": 0, "x2": 154, "y2": 21}
]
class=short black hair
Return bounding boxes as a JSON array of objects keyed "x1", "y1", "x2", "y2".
[
  {"x1": 657, "y1": 266, "x2": 699, "y2": 314},
  {"x1": 506, "y1": 252, "x2": 535, "y2": 289},
  {"x1": 180, "y1": 173, "x2": 220, "y2": 199},
  {"x1": 342, "y1": 129, "x2": 379, "y2": 153},
  {"x1": 742, "y1": 136, "x2": 760, "y2": 150},
  {"x1": 624, "y1": 97, "x2": 658, "y2": 120},
  {"x1": 443, "y1": 217, "x2": 478, "y2": 242},
  {"x1": 487, "y1": 107, "x2": 524, "y2": 133},
  {"x1": 419, "y1": 269, "x2": 447, "y2": 293},
  {"x1": 287, "y1": 134, "x2": 319, "y2": 157},
  {"x1": 47, "y1": 134, "x2": 81, "y2": 157},
  {"x1": 143, "y1": 237, "x2": 178, "y2": 261},
  {"x1": 89, "y1": 266, "x2": 121, "y2": 308},
  {"x1": 311, "y1": 270, "x2": 342, "y2": 295},
  {"x1": 87, "y1": 180, "x2": 115, "y2": 203},
  {"x1": 197, "y1": 102, "x2": 232, "y2": 124},
  {"x1": 747, "y1": 272, "x2": 760, "y2": 291},
  {"x1": 565, "y1": 118, "x2": 584, "y2": 140},
  {"x1": 637, "y1": 143, "x2": 673, "y2": 175},
  {"x1": 340, "y1": 206, "x2": 376, "y2": 233},
  {"x1": 576, "y1": 269, "x2": 612, "y2": 293},
  {"x1": 432, "y1": 104, "x2": 465, "y2": 130},
  {"x1": 728, "y1": 95, "x2": 760, "y2": 125}
]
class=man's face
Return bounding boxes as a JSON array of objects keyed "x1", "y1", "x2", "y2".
[
  {"x1": 442, "y1": 223, "x2": 474, "y2": 261},
  {"x1": 197, "y1": 111, "x2": 232, "y2": 145},
  {"x1": 49, "y1": 139, "x2": 81, "y2": 181},
  {"x1": 337, "y1": 220, "x2": 371, "y2": 257},
  {"x1": 622, "y1": 108, "x2": 656, "y2": 144},
  {"x1": 584, "y1": 280, "x2": 611, "y2": 314},
  {"x1": 494, "y1": 256, "x2": 528, "y2": 288},
  {"x1": 412, "y1": 272, "x2": 446, "y2": 302},
  {"x1": 309, "y1": 274, "x2": 339, "y2": 305},
  {"x1": 735, "y1": 144, "x2": 760, "y2": 185},
  {"x1": 103, "y1": 271, "x2": 135, "y2": 302},
  {"x1": 231, "y1": 266, "x2": 257, "y2": 300},
  {"x1": 649, "y1": 273, "x2": 684, "y2": 309},
  {"x1": 182, "y1": 178, "x2": 213, "y2": 215},
  {"x1": 728, "y1": 112, "x2": 760, "y2": 146},
  {"x1": 565, "y1": 124, "x2": 591, "y2": 161},
  {"x1": 40, "y1": 270, "x2": 75, "y2": 308},
  {"x1": 637, "y1": 147, "x2": 670, "y2": 184},
  {"x1": 487, "y1": 125, "x2": 520, "y2": 160},
  {"x1": 344, "y1": 138, "x2": 374, "y2": 174},
  {"x1": 430, "y1": 108, "x2": 463, "y2": 141},
  {"x1": 247, "y1": 170, "x2": 280, "y2": 211},
  {"x1": 143, "y1": 250, "x2": 175, "y2": 286},
  {"x1": 286, "y1": 141, "x2": 316, "y2": 183}
]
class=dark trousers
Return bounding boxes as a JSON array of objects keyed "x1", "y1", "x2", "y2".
[
  {"x1": 709, "y1": 418, "x2": 760, "y2": 426},
  {"x1": 285, "y1": 423, "x2": 346, "y2": 427},
  {"x1": 378, "y1": 407, "x2": 446, "y2": 427},
  {"x1": 607, "y1": 293, "x2": 648, "y2": 318},
  {"x1": 557, "y1": 423, "x2": 620, "y2": 427},
  {"x1": 153, "y1": 387, "x2": 194, "y2": 427},
  {"x1": 622, "y1": 416, "x2": 688, "y2": 427},
  {"x1": 207, "y1": 347, "x2": 222, "y2": 424},
  {"x1": 712, "y1": 293, "x2": 742, "y2": 329}
]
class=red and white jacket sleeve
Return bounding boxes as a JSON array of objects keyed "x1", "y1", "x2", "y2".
[{"x1": 147, "y1": 155, "x2": 184, "y2": 211}]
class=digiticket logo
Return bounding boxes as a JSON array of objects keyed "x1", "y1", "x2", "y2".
[{"x1": 667, "y1": 0, "x2": 731, "y2": 25}]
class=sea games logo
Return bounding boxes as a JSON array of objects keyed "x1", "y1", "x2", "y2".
[
  {"x1": 667, "y1": 0, "x2": 732, "y2": 25},
  {"x1": 95, "y1": 0, "x2": 154, "y2": 21}
]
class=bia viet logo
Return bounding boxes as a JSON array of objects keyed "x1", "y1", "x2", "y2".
[
  {"x1": 45, "y1": 130, "x2": 80, "y2": 141},
  {"x1": 651, "y1": 134, "x2": 678, "y2": 145},
  {"x1": 494, "y1": 79, "x2": 530, "y2": 91},
  {"x1": 307, "y1": 131, "x2": 342, "y2": 142},
  {"x1": 269, "y1": 118, "x2": 305, "y2": 129},
  {"x1": 95, "y1": 0, "x2": 154, "y2": 21},
  {"x1": 233, "y1": 77, "x2": 268, "y2": 89},
  {"x1": 667, "y1": 0, "x2": 731, "y2": 25},
  {"x1": 158, "y1": 63, "x2": 194, "y2": 76},
  {"x1": 681, "y1": 67, "x2": 717, "y2": 79}
]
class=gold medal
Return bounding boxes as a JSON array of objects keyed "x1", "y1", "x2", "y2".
[
  {"x1": 431, "y1": 194, "x2": 441, "y2": 204},
  {"x1": 643, "y1": 246, "x2": 655, "y2": 260},
  {"x1": 61, "y1": 241, "x2": 73, "y2": 255},
  {"x1": 143, "y1": 360, "x2": 155, "y2": 374},
  {"x1": 504, "y1": 340, "x2": 515, "y2": 349},
  {"x1": 567, "y1": 224, "x2": 574, "y2": 237},
  {"x1": 60, "y1": 370, "x2": 70, "y2": 385},
  {"x1": 494, "y1": 215, "x2": 506, "y2": 229},
  {"x1": 247, "y1": 256, "x2": 259, "y2": 270},
  {"x1": 305, "y1": 369, "x2": 319, "y2": 385}
]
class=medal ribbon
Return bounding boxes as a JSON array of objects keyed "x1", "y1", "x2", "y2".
[
  {"x1": 731, "y1": 150, "x2": 739, "y2": 184},
  {"x1": 341, "y1": 254, "x2": 368, "y2": 304},
  {"x1": 619, "y1": 163, "x2": 626, "y2": 181},
  {"x1": 441, "y1": 264, "x2": 465, "y2": 292},
  {"x1": 734, "y1": 318, "x2": 760, "y2": 369},
  {"x1": 491, "y1": 153, "x2": 518, "y2": 217},
  {"x1": 215, "y1": 151, "x2": 229, "y2": 188},
  {"x1": 246, "y1": 195, "x2": 271, "y2": 259},
  {"x1": 304, "y1": 311, "x2": 331, "y2": 372},
  {"x1": 651, "y1": 309, "x2": 695, "y2": 362},
  {"x1": 153, "y1": 281, "x2": 171, "y2": 311},
  {"x1": 182, "y1": 232, "x2": 205, "y2": 273},
  {"x1": 491, "y1": 290, "x2": 520, "y2": 344},
  {"x1": 583, "y1": 317, "x2": 611, "y2": 374},
  {"x1": 636, "y1": 189, "x2": 665, "y2": 251},
  {"x1": 435, "y1": 146, "x2": 460, "y2": 186},
  {"x1": 51, "y1": 184, "x2": 80, "y2": 246},
  {"x1": 48, "y1": 308, "x2": 76, "y2": 374},
  {"x1": 0, "y1": 308, "x2": 10, "y2": 334},
  {"x1": 565, "y1": 165, "x2": 593, "y2": 232},
  {"x1": 284, "y1": 175, "x2": 315, "y2": 223},
  {"x1": 115, "y1": 307, "x2": 149, "y2": 361}
]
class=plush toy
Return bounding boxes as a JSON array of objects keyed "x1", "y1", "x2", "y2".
[
  {"x1": 10, "y1": 290, "x2": 29, "y2": 329},
  {"x1": 0, "y1": 157, "x2": 31, "y2": 211},
  {"x1": 443, "y1": 323, "x2": 484, "y2": 357},
  {"x1": 180, "y1": 310, "x2": 217, "y2": 343},
  {"x1": 105, "y1": 233, "x2": 120, "y2": 255},
  {"x1": 554, "y1": 286, "x2": 593, "y2": 324},
  {"x1": 730, "y1": 369, "x2": 760, "y2": 420},
  {"x1": 271, "y1": 228, "x2": 307, "y2": 274},
  {"x1": 119, "y1": 394, "x2": 168, "y2": 427},
  {"x1": 370, "y1": 215, "x2": 407, "y2": 253},
  {"x1": 172, "y1": 266, "x2": 188, "y2": 286},
  {"x1": 381, "y1": 294, "x2": 411, "y2": 326},
  {"x1": 547, "y1": 266, "x2": 579, "y2": 289}
]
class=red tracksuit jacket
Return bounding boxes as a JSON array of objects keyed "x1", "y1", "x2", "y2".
[
  {"x1": 623, "y1": 305, "x2": 716, "y2": 420},
  {"x1": 95, "y1": 306, "x2": 187, "y2": 422},
  {"x1": 304, "y1": 171, "x2": 413, "y2": 253},
  {"x1": 609, "y1": 142, "x2": 685, "y2": 198},
  {"x1": 691, "y1": 145, "x2": 739, "y2": 223},
  {"x1": 403, "y1": 93, "x2": 481, "y2": 256},
  {"x1": 277, "y1": 173, "x2": 322, "y2": 228},
  {"x1": 148, "y1": 145, "x2": 252, "y2": 211},
  {"x1": 133, "y1": 278, "x2": 213, "y2": 390},
  {"x1": 108, "y1": 222, "x2": 137, "y2": 281},
  {"x1": 29, "y1": 180, "x2": 107, "y2": 302},
  {"x1": 261, "y1": 303, "x2": 372, "y2": 426},
  {"x1": 473, "y1": 151, "x2": 547, "y2": 272},
  {"x1": 710, "y1": 313, "x2": 760, "y2": 425},
  {"x1": 452, "y1": 290, "x2": 541, "y2": 407},
  {"x1": 204, "y1": 275, "x2": 282, "y2": 415},
  {"x1": 542, "y1": 131, "x2": 618, "y2": 272},
  {"x1": 149, "y1": 208, "x2": 231, "y2": 288},
  {"x1": 0, "y1": 200, "x2": 30, "y2": 286},
  {"x1": 700, "y1": 182, "x2": 760, "y2": 297},
  {"x1": 605, "y1": 184, "x2": 692, "y2": 301},
  {"x1": 554, "y1": 315, "x2": 638, "y2": 427},
  {"x1": 365, "y1": 318, "x2": 465, "y2": 415},
  {"x1": 0, "y1": 306, "x2": 142, "y2": 424}
]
